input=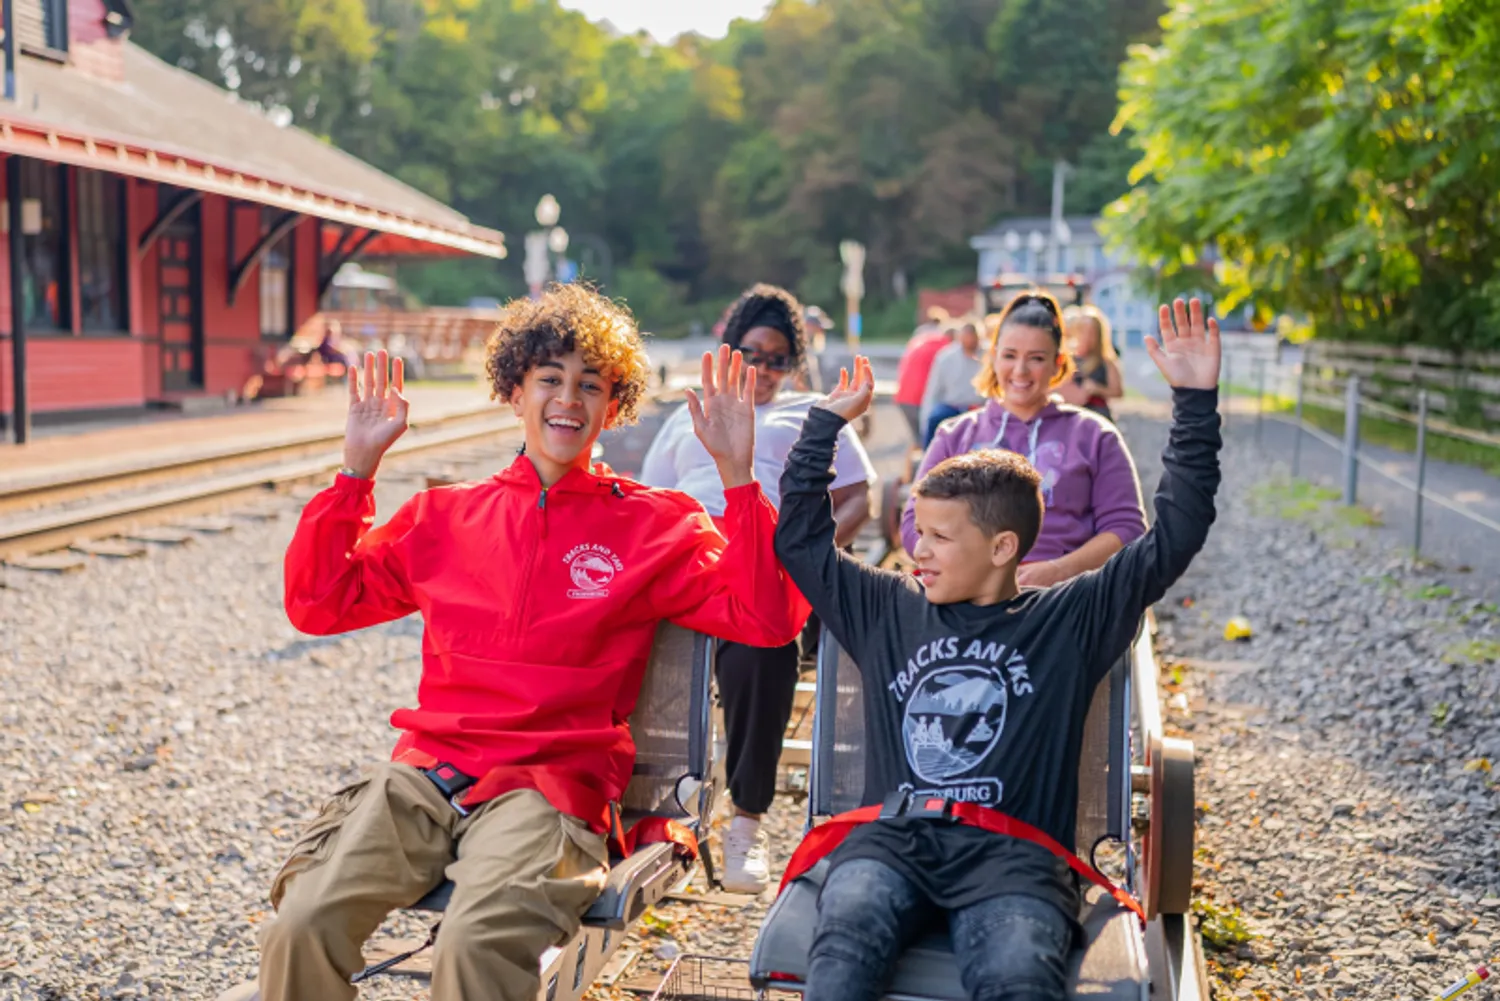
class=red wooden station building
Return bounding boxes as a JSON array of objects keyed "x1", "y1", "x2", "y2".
[{"x1": 0, "y1": 0, "x2": 506, "y2": 443}]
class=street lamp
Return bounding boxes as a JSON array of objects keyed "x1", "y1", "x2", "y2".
[
  {"x1": 536, "y1": 194, "x2": 560, "y2": 228},
  {"x1": 527, "y1": 195, "x2": 564, "y2": 298}
]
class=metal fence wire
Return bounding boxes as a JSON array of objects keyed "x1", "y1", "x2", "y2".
[
  {"x1": 1222, "y1": 356, "x2": 1500, "y2": 558},
  {"x1": 649, "y1": 955, "x2": 791, "y2": 1001}
]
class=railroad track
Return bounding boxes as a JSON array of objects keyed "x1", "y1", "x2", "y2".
[{"x1": 0, "y1": 411, "x2": 520, "y2": 563}]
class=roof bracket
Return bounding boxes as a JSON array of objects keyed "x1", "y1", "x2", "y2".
[
  {"x1": 136, "y1": 188, "x2": 203, "y2": 260},
  {"x1": 317, "y1": 228, "x2": 380, "y2": 299},
  {"x1": 228, "y1": 210, "x2": 301, "y2": 306}
]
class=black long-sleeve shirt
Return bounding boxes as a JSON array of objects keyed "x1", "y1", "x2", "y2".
[{"x1": 775, "y1": 389, "x2": 1222, "y2": 916}]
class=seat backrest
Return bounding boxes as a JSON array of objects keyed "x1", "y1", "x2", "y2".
[
  {"x1": 619, "y1": 622, "x2": 714, "y2": 815},
  {"x1": 808, "y1": 624, "x2": 1132, "y2": 851}
]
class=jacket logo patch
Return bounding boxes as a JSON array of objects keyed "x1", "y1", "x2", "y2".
[{"x1": 564, "y1": 543, "x2": 624, "y2": 599}]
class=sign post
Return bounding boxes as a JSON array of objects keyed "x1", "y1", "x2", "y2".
[
  {"x1": 839, "y1": 240, "x2": 865, "y2": 348},
  {"x1": 523, "y1": 232, "x2": 550, "y2": 300}
]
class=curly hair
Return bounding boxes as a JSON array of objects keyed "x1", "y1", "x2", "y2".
[
  {"x1": 974, "y1": 289, "x2": 1076, "y2": 400},
  {"x1": 484, "y1": 284, "x2": 651, "y2": 427},
  {"x1": 719, "y1": 283, "x2": 808, "y2": 372}
]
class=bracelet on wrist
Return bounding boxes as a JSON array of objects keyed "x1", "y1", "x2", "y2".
[{"x1": 338, "y1": 465, "x2": 370, "y2": 480}]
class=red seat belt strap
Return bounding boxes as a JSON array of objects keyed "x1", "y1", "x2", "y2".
[
  {"x1": 610, "y1": 814, "x2": 700, "y2": 861},
  {"x1": 777, "y1": 801, "x2": 1144, "y2": 924}
]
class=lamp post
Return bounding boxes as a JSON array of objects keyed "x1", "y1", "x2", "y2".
[
  {"x1": 525, "y1": 195, "x2": 563, "y2": 298},
  {"x1": 1027, "y1": 230, "x2": 1047, "y2": 279},
  {"x1": 536, "y1": 194, "x2": 560, "y2": 229}
]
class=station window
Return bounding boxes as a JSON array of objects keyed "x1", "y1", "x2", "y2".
[
  {"x1": 18, "y1": 159, "x2": 69, "y2": 332},
  {"x1": 77, "y1": 169, "x2": 127, "y2": 332},
  {"x1": 259, "y1": 210, "x2": 294, "y2": 339},
  {"x1": 42, "y1": 0, "x2": 68, "y2": 51}
]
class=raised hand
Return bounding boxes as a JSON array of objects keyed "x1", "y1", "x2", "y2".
[
  {"x1": 343, "y1": 350, "x2": 409, "y2": 478},
  {"x1": 815, "y1": 355, "x2": 875, "y2": 423},
  {"x1": 1146, "y1": 298, "x2": 1221, "y2": 390},
  {"x1": 685, "y1": 344, "x2": 757, "y2": 488}
]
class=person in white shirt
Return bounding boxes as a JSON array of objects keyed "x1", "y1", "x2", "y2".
[
  {"x1": 640, "y1": 283, "x2": 876, "y2": 893},
  {"x1": 918, "y1": 319, "x2": 983, "y2": 444}
]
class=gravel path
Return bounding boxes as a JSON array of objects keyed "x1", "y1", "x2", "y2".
[
  {"x1": 5, "y1": 395, "x2": 1495, "y2": 1001},
  {"x1": 1120, "y1": 409, "x2": 1500, "y2": 1001}
]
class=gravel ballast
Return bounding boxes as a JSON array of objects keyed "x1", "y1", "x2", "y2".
[
  {"x1": 1121, "y1": 409, "x2": 1499, "y2": 1001},
  {"x1": 2, "y1": 400, "x2": 1496, "y2": 1001}
]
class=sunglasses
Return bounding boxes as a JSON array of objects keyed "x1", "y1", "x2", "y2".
[{"x1": 736, "y1": 347, "x2": 794, "y2": 372}]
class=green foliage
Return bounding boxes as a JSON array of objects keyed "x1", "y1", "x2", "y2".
[
  {"x1": 1192, "y1": 898, "x2": 1255, "y2": 952},
  {"x1": 1443, "y1": 638, "x2": 1500, "y2": 665},
  {"x1": 1109, "y1": 0, "x2": 1500, "y2": 351},
  {"x1": 137, "y1": 0, "x2": 1162, "y2": 327}
]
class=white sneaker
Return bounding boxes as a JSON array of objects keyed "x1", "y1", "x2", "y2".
[{"x1": 720, "y1": 815, "x2": 771, "y2": 894}]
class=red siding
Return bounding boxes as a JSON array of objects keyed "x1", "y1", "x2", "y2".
[
  {"x1": 69, "y1": 0, "x2": 126, "y2": 81},
  {"x1": 199, "y1": 194, "x2": 262, "y2": 397},
  {"x1": 0, "y1": 161, "x2": 11, "y2": 337},
  {"x1": 135, "y1": 181, "x2": 162, "y2": 400},
  {"x1": 0, "y1": 337, "x2": 147, "y2": 412},
  {"x1": 3, "y1": 176, "x2": 328, "y2": 418},
  {"x1": 294, "y1": 219, "x2": 322, "y2": 332}
]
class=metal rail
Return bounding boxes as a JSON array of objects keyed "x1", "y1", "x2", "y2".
[
  {"x1": 0, "y1": 415, "x2": 518, "y2": 561},
  {"x1": 0, "y1": 404, "x2": 500, "y2": 514}
]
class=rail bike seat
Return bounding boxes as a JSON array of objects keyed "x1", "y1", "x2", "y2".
[
  {"x1": 750, "y1": 622, "x2": 1200, "y2": 1001},
  {"x1": 371, "y1": 622, "x2": 719, "y2": 996},
  {"x1": 755, "y1": 861, "x2": 1146, "y2": 1001}
]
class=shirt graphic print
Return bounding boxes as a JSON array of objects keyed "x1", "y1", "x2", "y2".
[{"x1": 886, "y1": 636, "x2": 1035, "y2": 806}]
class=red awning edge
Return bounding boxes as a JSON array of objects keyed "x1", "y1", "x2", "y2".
[{"x1": 0, "y1": 112, "x2": 506, "y2": 259}]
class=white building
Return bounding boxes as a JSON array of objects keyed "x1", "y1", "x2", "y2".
[{"x1": 969, "y1": 216, "x2": 1160, "y2": 352}]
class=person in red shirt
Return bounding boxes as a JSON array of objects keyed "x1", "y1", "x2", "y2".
[
  {"x1": 248, "y1": 285, "x2": 807, "y2": 1001},
  {"x1": 894, "y1": 309, "x2": 955, "y2": 442}
]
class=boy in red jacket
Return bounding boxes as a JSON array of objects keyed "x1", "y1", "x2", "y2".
[{"x1": 252, "y1": 285, "x2": 807, "y2": 1001}]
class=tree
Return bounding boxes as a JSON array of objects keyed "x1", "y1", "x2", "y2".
[
  {"x1": 134, "y1": 0, "x2": 1156, "y2": 331},
  {"x1": 1109, "y1": 0, "x2": 1500, "y2": 351}
]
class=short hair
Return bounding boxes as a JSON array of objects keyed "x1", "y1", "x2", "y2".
[
  {"x1": 484, "y1": 284, "x2": 651, "y2": 427},
  {"x1": 913, "y1": 449, "x2": 1044, "y2": 559},
  {"x1": 974, "y1": 289, "x2": 1076, "y2": 399},
  {"x1": 720, "y1": 283, "x2": 808, "y2": 372}
]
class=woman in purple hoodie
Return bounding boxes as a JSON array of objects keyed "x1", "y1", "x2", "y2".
[{"x1": 900, "y1": 291, "x2": 1147, "y2": 588}]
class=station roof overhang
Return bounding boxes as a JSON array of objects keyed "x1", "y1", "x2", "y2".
[{"x1": 0, "y1": 44, "x2": 505, "y2": 260}]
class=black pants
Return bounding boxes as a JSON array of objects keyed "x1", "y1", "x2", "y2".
[{"x1": 715, "y1": 635, "x2": 803, "y2": 815}]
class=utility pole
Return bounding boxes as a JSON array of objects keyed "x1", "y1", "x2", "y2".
[{"x1": 1049, "y1": 159, "x2": 1071, "y2": 274}]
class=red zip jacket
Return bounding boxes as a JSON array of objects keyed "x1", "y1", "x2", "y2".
[{"x1": 284, "y1": 456, "x2": 809, "y2": 831}]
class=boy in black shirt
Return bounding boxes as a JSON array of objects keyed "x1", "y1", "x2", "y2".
[{"x1": 774, "y1": 299, "x2": 1223, "y2": 1001}]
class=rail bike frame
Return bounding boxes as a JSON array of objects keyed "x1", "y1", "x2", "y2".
[{"x1": 749, "y1": 618, "x2": 1209, "y2": 1001}]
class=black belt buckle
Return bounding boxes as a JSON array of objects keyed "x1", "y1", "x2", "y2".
[
  {"x1": 422, "y1": 763, "x2": 476, "y2": 816},
  {"x1": 879, "y1": 791, "x2": 956, "y2": 822}
]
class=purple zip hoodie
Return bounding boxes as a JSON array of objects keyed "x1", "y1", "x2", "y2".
[{"x1": 901, "y1": 399, "x2": 1147, "y2": 564}]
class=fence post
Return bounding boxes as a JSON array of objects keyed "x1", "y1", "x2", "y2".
[
  {"x1": 1291, "y1": 362, "x2": 1305, "y2": 477},
  {"x1": 1254, "y1": 357, "x2": 1265, "y2": 447},
  {"x1": 1413, "y1": 390, "x2": 1429, "y2": 558},
  {"x1": 1342, "y1": 375, "x2": 1361, "y2": 506},
  {"x1": 1222, "y1": 351, "x2": 1232, "y2": 431}
]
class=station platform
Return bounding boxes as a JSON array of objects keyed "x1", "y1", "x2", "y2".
[{"x1": 0, "y1": 381, "x2": 496, "y2": 489}]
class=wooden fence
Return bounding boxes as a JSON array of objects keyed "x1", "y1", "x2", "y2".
[
  {"x1": 301, "y1": 309, "x2": 504, "y2": 372},
  {"x1": 1302, "y1": 341, "x2": 1500, "y2": 428}
]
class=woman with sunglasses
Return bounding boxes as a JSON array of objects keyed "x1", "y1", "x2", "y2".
[
  {"x1": 640, "y1": 282, "x2": 876, "y2": 893},
  {"x1": 900, "y1": 290, "x2": 1146, "y2": 589}
]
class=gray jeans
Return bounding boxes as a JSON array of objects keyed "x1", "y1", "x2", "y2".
[{"x1": 806, "y1": 858, "x2": 1073, "y2": 1001}]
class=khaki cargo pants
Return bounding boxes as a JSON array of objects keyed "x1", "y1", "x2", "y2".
[{"x1": 257, "y1": 762, "x2": 608, "y2": 1001}]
